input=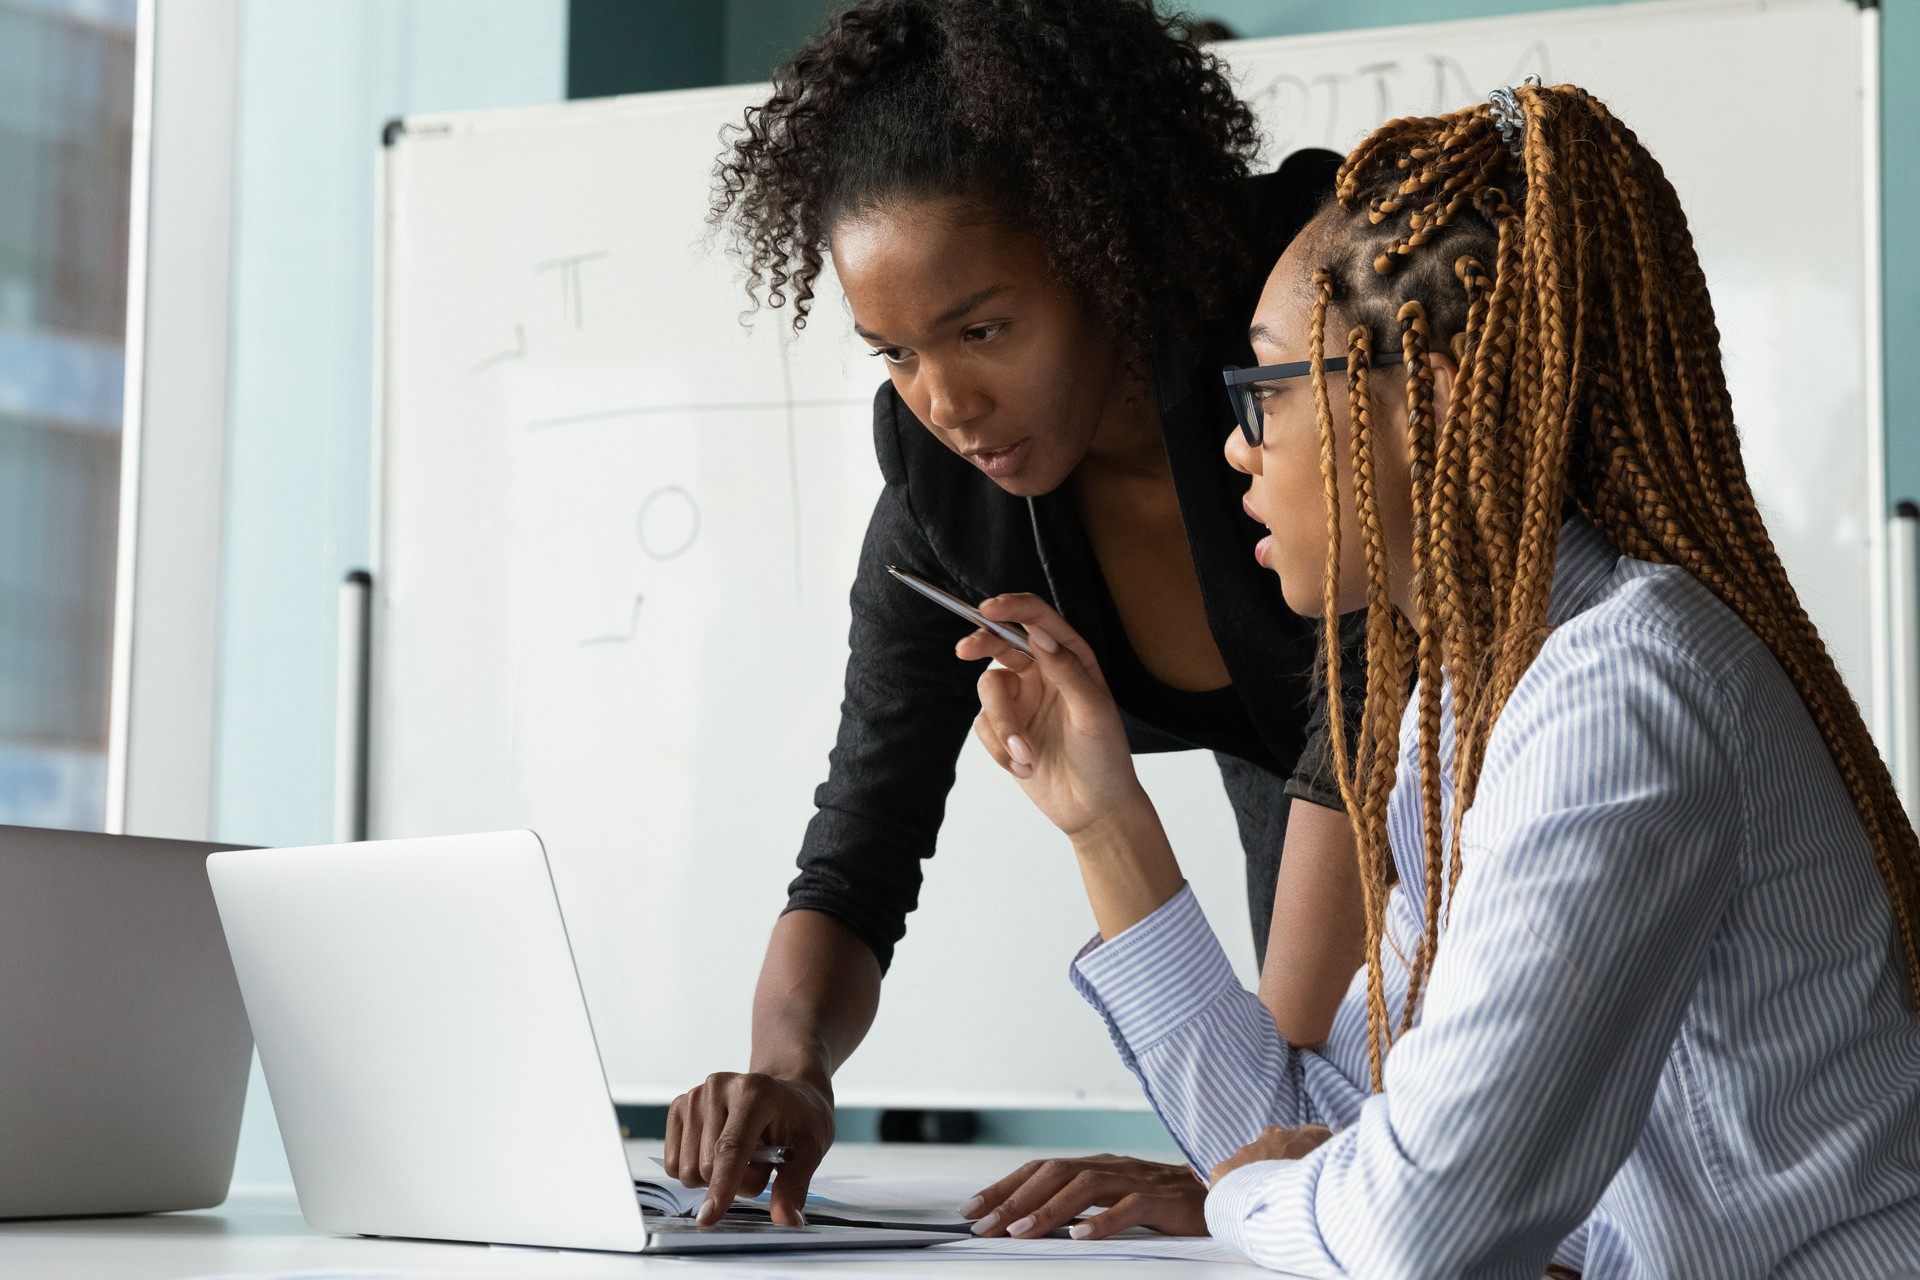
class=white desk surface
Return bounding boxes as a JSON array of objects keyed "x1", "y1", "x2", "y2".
[{"x1": 0, "y1": 1141, "x2": 1266, "y2": 1279}]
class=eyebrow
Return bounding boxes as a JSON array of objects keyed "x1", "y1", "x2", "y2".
[
  {"x1": 934, "y1": 284, "x2": 1008, "y2": 326},
  {"x1": 1248, "y1": 322, "x2": 1275, "y2": 344},
  {"x1": 854, "y1": 284, "x2": 1010, "y2": 343}
]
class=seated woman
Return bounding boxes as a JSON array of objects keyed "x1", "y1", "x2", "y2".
[{"x1": 962, "y1": 83, "x2": 1920, "y2": 1276}]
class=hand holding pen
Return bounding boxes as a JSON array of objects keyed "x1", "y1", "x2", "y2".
[
  {"x1": 960, "y1": 593, "x2": 1142, "y2": 840},
  {"x1": 962, "y1": 593, "x2": 1183, "y2": 943}
]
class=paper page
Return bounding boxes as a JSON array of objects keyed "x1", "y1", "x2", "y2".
[
  {"x1": 632, "y1": 1172, "x2": 708, "y2": 1216},
  {"x1": 640, "y1": 1158, "x2": 975, "y2": 1221},
  {"x1": 928, "y1": 1235, "x2": 1248, "y2": 1263},
  {"x1": 803, "y1": 1172, "x2": 984, "y2": 1213}
]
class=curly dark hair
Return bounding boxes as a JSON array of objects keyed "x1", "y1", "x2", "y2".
[{"x1": 711, "y1": 0, "x2": 1262, "y2": 357}]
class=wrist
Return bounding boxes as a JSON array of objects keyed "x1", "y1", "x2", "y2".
[
  {"x1": 747, "y1": 1054, "x2": 834, "y2": 1102},
  {"x1": 1067, "y1": 786, "x2": 1159, "y2": 857},
  {"x1": 1067, "y1": 789, "x2": 1185, "y2": 940}
]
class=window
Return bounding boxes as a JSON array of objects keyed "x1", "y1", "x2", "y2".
[{"x1": 0, "y1": 0, "x2": 136, "y2": 829}]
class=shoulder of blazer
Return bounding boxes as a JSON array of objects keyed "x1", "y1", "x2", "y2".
[{"x1": 868, "y1": 380, "x2": 1042, "y2": 598}]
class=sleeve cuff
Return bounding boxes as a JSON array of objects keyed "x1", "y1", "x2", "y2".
[
  {"x1": 1283, "y1": 775, "x2": 1344, "y2": 811},
  {"x1": 1204, "y1": 1160, "x2": 1293, "y2": 1259},
  {"x1": 1069, "y1": 884, "x2": 1241, "y2": 1051}
]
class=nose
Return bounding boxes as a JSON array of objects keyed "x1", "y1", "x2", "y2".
[
  {"x1": 1224, "y1": 425, "x2": 1260, "y2": 476},
  {"x1": 920, "y1": 361, "x2": 990, "y2": 432}
]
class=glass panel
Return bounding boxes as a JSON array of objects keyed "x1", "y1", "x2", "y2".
[{"x1": 0, "y1": 0, "x2": 136, "y2": 830}]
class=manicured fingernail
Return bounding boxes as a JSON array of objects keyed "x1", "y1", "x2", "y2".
[
  {"x1": 957, "y1": 1195, "x2": 984, "y2": 1217},
  {"x1": 1029, "y1": 626, "x2": 1060, "y2": 653},
  {"x1": 699, "y1": 1195, "x2": 716, "y2": 1221},
  {"x1": 1007, "y1": 735, "x2": 1032, "y2": 764},
  {"x1": 972, "y1": 1212, "x2": 1000, "y2": 1235},
  {"x1": 1007, "y1": 1216, "x2": 1037, "y2": 1237},
  {"x1": 795, "y1": 1210, "x2": 808, "y2": 1228},
  {"x1": 1069, "y1": 1223, "x2": 1092, "y2": 1239}
]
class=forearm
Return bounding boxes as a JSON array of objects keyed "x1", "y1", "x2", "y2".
[
  {"x1": 750, "y1": 909, "x2": 883, "y2": 1088},
  {"x1": 1259, "y1": 799, "x2": 1366, "y2": 1046},
  {"x1": 1068, "y1": 788, "x2": 1186, "y2": 940},
  {"x1": 1070, "y1": 886, "x2": 1313, "y2": 1174}
]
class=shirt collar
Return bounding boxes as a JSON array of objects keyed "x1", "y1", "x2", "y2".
[
  {"x1": 1148, "y1": 326, "x2": 1198, "y2": 416},
  {"x1": 1546, "y1": 517, "x2": 1623, "y2": 627}
]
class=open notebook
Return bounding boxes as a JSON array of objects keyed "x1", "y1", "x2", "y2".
[{"x1": 634, "y1": 1168, "x2": 989, "y2": 1234}]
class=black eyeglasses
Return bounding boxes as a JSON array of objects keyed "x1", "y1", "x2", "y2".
[{"x1": 1222, "y1": 351, "x2": 1405, "y2": 448}]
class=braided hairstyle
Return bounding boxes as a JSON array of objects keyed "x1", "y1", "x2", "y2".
[
  {"x1": 711, "y1": 0, "x2": 1261, "y2": 358},
  {"x1": 1307, "y1": 85, "x2": 1920, "y2": 1088}
]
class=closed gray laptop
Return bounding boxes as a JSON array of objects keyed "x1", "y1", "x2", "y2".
[{"x1": 0, "y1": 824, "x2": 251, "y2": 1219}]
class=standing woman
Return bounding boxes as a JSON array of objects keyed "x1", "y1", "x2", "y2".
[{"x1": 663, "y1": 0, "x2": 1362, "y2": 1232}]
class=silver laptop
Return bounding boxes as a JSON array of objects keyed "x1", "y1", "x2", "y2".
[
  {"x1": 205, "y1": 830, "x2": 939, "y2": 1254},
  {"x1": 0, "y1": 824, "x2": 252, "y2": 1219}
]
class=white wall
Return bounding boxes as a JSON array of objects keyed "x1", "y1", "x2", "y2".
[{"x1": 216, "y1": 0, "x2": 566, "y2": 1189}]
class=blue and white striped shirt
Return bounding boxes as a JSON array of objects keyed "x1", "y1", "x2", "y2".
[{"x1": 1072, "y1": 519, "x2": 1920, "y2": 1278}]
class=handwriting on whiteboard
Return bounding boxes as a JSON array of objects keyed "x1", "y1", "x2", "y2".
[
  {"x1": 1239, "y1": 43, "x2": 1552, "y2": 155},
  {"x1": 580, "y1": 593, "x2": 646, "y2": 648},
  {"x1": 466, "y1": 248, "x2": 867, "y2": 641},
  {"x1": 468, "y1": 323, "x2": 526, "y2": 377},
  {"x1": 638, "y1": 485, "x2": 701, "y2": 562},
  {"x1": 535, "y1": 250, "x2": 611, "y2": 329}
]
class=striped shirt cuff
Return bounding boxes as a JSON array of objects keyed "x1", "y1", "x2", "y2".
[
  {"x1": 1205, "y1": 1160, "x2": 1295, "y2": 1262},
  {"x1": 1069, "y1": 884, "x2": 1239, "y2": 1051}
]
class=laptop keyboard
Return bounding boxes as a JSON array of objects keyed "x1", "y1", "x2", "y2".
[{"x1": 646, "y1": 1217, "x2": 823, "y2": 1236}]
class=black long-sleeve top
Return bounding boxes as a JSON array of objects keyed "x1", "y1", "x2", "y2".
[{"x1": 786, "y1": 152, "x2": 1358, "y2": 971}]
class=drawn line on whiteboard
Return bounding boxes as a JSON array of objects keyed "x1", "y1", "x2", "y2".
[
  {"x1": 535, "y1": 251, "x2": 611, "y2": 329},
  {"x1": 469, "y1": 323, "x2": 527, "y2": 376},
  {"x1": 1355, "y1": 62, "x2": 1397, "y2": 124},
  {"x1": 1243, "y1": 44, "x2": 1554, "y2": 155},
  {"x1": 580, "y1": 594, "x2": 645, "y2": 647},
  {"x1": 1313, "y1": 73, "x2": 1345, "y2": 147},
  {"x1": 639, "y1": 486, "x2": 701, "y2": 561},
  {"x1": 525, "y1": 398, "x2": 867, "y2": 432},
  {"x1": 1504, "y1": 42, "x2": 1551, "y2": 96}
]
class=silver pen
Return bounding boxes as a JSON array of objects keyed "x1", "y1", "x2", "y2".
[{"x1": 887, "y1": 566, "x2": 1032, "y2": 655}]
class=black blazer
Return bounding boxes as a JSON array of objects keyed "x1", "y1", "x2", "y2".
[{"x1": 787, "y1": 152, "x2": 1355, "y2": 970}]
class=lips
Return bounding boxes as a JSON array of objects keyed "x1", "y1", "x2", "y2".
[
  {"x1": 1244, "y1": 496, "x2": 1274, "y2": 569},
  {"x1": 965, "y1": 439, "x2": 1029, "y2": 478}
]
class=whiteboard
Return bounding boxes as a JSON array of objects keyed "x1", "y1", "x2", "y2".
[{"x1": 371, "y1": 0, "x2": 1878, "y2": 1107}]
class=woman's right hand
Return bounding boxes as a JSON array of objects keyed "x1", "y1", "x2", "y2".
[
  {"x1": 964, "y1": 593, "x2": 1185, "y2": 940},
  {"x1": 663, "y1": 1071, "x2": 835, "y2": 1226},
  {"x1": 959, "y1": 1153, "x2": 1209, "y2": 1240},
  {"x1": 960, "y1": 594, "x2": 1144, "y2": 839}
]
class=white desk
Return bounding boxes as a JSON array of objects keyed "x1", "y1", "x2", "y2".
[{"x1": 0, "y1": 1142, "x2": 1263, "y2": 1279}]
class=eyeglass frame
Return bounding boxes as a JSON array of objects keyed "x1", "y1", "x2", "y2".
[{"x1": 1221, "y1": 350, "x2": 1405, "y2": 448}]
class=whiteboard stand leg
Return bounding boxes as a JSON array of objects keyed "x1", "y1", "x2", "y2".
[
  {"x1": 1888, "y1": 505, "x2": 1920, "y2": 817},
  {"x1": 334, "y1": 570, "x2": 373, "y2": 842}
]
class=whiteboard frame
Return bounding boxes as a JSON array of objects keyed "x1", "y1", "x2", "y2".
[{"x1": 366, "y1": 0, "x2": 1888, "y2": 1109}]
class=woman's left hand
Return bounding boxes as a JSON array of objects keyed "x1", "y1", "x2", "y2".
[
  {"x1": 1210, "y1": 1124, "x2": 1334, "y2": 1185},
  {"x1": 962, "y1": 594, "x2": 1143, "y2": 839},
  {"x1": 958, "y1": 1154, "x2": 1208, "y2": 1240}
]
